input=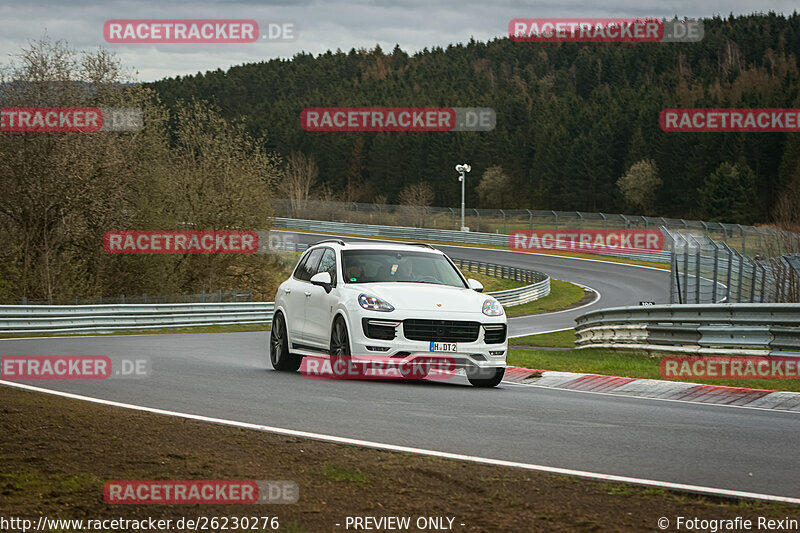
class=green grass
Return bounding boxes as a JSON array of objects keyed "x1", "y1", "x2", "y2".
[
  {"x1": 458, "y1": 269, "x2": 525, "y2": 292},
  {"x1": 320, "y1": 464, "x2": 368, "y2": 484},
  {"x1": 504, "y1": 280, "x2": 587, "y2": 317},
  {"x1": 509, "y1": 329, "x2": 577, "y2": 347},
  {"x1": 507, "y1": 347, "x2": 800, "y2": 393}
]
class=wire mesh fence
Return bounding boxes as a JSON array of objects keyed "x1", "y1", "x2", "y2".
[
  {"x1": 668, "y1": 233, "x2": 799, "y2": 304},
  {"x1": 270, "y1": 198, "x2": 800, "y2": 258}
]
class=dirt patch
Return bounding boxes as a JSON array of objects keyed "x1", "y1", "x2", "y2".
[{"x1": 0, "y1": 385, "x2": 795, "y2": 532}]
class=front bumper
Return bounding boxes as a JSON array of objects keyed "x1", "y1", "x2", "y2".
[{"x1": 350, "y1": 314, "x2": 508, "y2": 369}]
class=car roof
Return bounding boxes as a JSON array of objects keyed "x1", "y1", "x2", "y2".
[{"x1": 310, "y1": 240, "x2": 441, "y2": 253}]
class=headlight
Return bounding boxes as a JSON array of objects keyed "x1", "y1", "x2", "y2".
[
  {"x1": 358, "y1": 294, "x2": 395, "y2": 312},
  {"x1": 482, "y1": 298, "x2": 504, "y2": 316}
]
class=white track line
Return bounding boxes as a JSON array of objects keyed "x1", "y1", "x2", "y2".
[{"x1": 1, "y1": 379, "x2": 798, "y2": 505}]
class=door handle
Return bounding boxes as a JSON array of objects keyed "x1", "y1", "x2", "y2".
[
  {"x1": 304, "y1": 291, "x2": 312, "y2": 297},
  {"x1": 283, "y1": 288, "x2": 291, "y2": 294}
]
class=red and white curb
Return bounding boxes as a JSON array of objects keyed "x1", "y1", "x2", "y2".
[{"x1": 502, "y1": 366, "x2": 800, "y2": 412}]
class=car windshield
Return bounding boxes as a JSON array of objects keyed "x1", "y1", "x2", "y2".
[{"x1": 342, "y1": 249, "x2": 465, "y2": 287}]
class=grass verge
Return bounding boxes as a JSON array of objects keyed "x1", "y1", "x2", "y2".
[
  {"x1": 504, "y1": 280, "x2": 588, "y2": 317},
  {"x1": 509, "y1": 329, "x2": 577, "y2": 347},
  {"x1": 457, "y1": 270, "x2": 525, "y2": 292},
  {"x1": 0, "y1": 385, "x2": 795, "y2": 532},
  {"x1": 507, "y1": 347, "x2": 800, "y2": 393}
]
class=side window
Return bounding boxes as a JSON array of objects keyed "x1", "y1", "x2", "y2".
[
  {"x1": 292, "y1": 253, "x2": 310, "y2": 280},
  {"x1": 316, "y1": 248, "x2": 337, "y2": 287},
  {"x1": 295, "y1": 249, "x2": 323, "y2": 281}
]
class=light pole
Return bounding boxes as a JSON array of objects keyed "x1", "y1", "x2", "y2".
[{"x1": 455, "y1": 164, "x2": 471, "y2": 231}]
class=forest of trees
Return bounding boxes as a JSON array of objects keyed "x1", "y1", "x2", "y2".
[{"x1": 150, "y1": 13, "x2": 800, "y2": 226}]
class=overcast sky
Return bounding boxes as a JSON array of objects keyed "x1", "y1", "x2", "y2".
[{"x1": 0, "y1": 0, "x2": 797, "y2": 82}]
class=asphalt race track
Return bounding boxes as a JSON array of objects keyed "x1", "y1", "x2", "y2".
[{"x1": 2, "y1": 233, "x2": 799, "y2": 501}]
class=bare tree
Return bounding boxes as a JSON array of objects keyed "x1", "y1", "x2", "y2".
[
  {"x1": 277, "y1": 152, "x2": 318, "y2": 218},
  {"x1": 0, "y1": 38, "x2": 145, "y2": 302},
  {"x1": 398, "y1": 182, "x2": 434, "y2": 227},
  {"x1": 0, "y1": 38, "x2": 283, "y2": 303}
]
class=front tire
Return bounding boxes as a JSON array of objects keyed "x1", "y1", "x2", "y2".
[
  {"x1": 270, "y1": 312, "x2": 301, "y2": 371},
  {"x1": 466, "y1": 367, "x2": 505, "y2": 388},
  {"x1": 330, "y1": 316, "x2": 364, "y2": 378}
]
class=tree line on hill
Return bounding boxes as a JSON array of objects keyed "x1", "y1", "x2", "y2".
[{"x1": 149, "y1": 12, "x2": 800, "y2": 229}]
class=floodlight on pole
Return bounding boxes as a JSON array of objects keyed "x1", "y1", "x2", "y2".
[{"x1": 455, "y1": 164, "x2": 471, "y2": 231}]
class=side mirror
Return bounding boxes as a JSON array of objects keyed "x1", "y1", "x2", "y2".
[
  {"x1": 467, "y1": 278, "x2": 484, "y2": 292},
  {"x1": 310, "y1": 271, "x2": 333, "y2": 293}
]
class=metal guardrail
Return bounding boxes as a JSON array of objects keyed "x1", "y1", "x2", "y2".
[
  {"x1": 273, "y1": 217, "x2": 673, "y2": 263},
  {"x1": 574, "y1": 304, "x2": 800, "y2": 355},
  {"x1": 451, "y1": 258, "x2": 551, "y2": 305},
  {"x1": 0, "y1": 253, "x2": 554, "y2": 334},
  {"x1": 0, "y1": 303, "x2": 274, "y2": 335}
]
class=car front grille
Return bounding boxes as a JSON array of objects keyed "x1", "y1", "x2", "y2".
[
  {"x1": 483, "y1": 324, "x2": 507, "y2": 344},
  {"x1": 402, "y1": 319, "x2": 480, "y2": 343}
]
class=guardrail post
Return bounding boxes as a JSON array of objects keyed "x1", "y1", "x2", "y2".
[
  {"x1": 526, "y1": 209, "x2": 533, "y2": 230},
  {"x1": 750, "y1": 262, "x2": 757, "y2": 303},
  {"x1": 759, "y1": 263, "x2": 766, "y2": 302},
  {"x1": 722, "y1": 242, "x2": 733, "y2": 303},
  {"x1": 670, "y1": 247, "x2": 678, "y2": 303},
  {"x1": 739, "y1": 225, "x2": 746, "y2": 255},
  {"x1": 683, "y1": 241, "x2": 689, "y2": 304},
  {"x1": 695, "y1": 243, "x2": 701, "y2": 303},
  {"x1": 552, "y1": 210, "x2": 558, "y2": 230},
  {"x1": 737, "y1": 253, "x2": 744, "y2": 302},
  {"x1": 712, "y1": 246, "x2": 719, "y2": 303}
]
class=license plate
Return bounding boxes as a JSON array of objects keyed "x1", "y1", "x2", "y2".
[{"x1": 430, "y1": 342, "x2": 457, "y2": 352}]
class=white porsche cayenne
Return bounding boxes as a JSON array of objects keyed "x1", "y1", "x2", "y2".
[{"x1": 270, "y1": 239, "x2": 508, "y2": 387}]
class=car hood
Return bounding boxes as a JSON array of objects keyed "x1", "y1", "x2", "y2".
[{"x1": 351, "y1": 282, "x2": 495, "y2": 314}]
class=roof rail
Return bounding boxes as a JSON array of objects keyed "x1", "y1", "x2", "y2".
[
  {"x1": 312, "y1": 239, "x2": 346, "y2": 246},
  {"x1": 397, "y1": 242, "x2": 436, "y2": 249}
]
